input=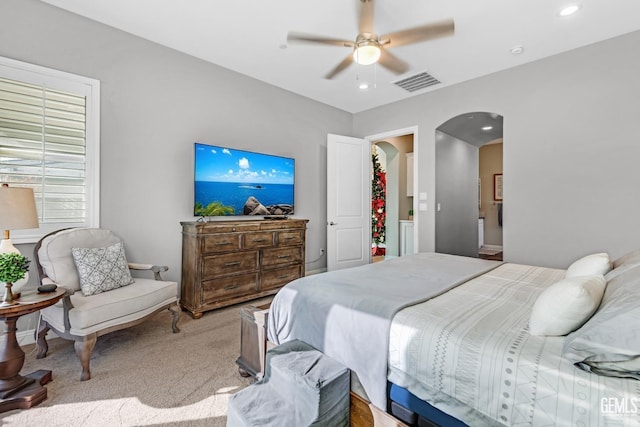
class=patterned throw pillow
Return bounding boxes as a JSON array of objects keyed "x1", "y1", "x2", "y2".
[{"x1": 71, "y1": 242, "x2": 134, "y2": 296}]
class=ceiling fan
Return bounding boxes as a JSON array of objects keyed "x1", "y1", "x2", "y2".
[{"x1": 287, "y1": 0, "x2": 455, "y2": 79}]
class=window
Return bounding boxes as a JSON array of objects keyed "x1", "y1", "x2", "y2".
[{"x1": 0, "y1": 57, "x2": 100, "y2": 243}]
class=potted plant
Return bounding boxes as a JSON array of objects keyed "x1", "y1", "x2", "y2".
[
  {"x1": 408, "y1": 209, "x2": 414, "y2": 220},
  {"x1": 0, "y1": 252, "x2": 30, "y2": 305}
]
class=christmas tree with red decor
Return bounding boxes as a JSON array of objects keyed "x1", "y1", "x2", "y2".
[{"x1": 372, "y1": 150, "x2": 386, "y2": 256}]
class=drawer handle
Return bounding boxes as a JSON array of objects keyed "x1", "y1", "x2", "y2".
[
  {"x1": 224, "y1": 284, "x2": 240, "y2": 290},
  {"x1": 216, "y1": 242, "x2": 232, "y2": 246},
  {"x1": 253, "y1": 238, "x2": 268, "y2": 243},
  {"x1": 284, "y1": 236, "x2": 296, "y2": 240},
  {"x1": 277, "y1": 255, "x2": 290, "y2": 259},
  {"x1": 224, "y1": 261, "x2": 241, "y2": 267},
  {"x1": 276, "y1": 274, "x2": 290, "y2": 279}
]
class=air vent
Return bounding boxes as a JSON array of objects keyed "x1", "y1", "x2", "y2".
[{"x1": 393, "y1": 71, "x2": 441, "y2": 92}]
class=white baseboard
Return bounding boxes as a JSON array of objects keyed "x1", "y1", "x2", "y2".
[
  {"x1": 1, "y1": 328, "x2": 36, "y2": 346},
  {"x1": 481, "y1": 244, "x2": 503, "y2": 251},
  {"x1": 306, "y1": 268, "x2": 327, "y2": 276},
  {"x1": 0, "y1": 329, "x2": 58, "y2": 347}
]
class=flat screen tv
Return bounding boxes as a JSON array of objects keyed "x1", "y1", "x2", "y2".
[{"x1": 194, "y1": 142, "x2": 295, "y2": 217}]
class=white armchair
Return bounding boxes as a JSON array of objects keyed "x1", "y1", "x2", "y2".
[{"x1": 33, "y1": 228, "x2": 180, "y2": 380}]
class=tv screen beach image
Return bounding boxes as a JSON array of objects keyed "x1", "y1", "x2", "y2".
[{"x1": 194, "y1": 143, "x2": 295, "y2": 216}]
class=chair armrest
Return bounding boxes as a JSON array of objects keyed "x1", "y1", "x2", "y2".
[{"x1": 128, "y1": 263, "x2": 169, "y2": 280}]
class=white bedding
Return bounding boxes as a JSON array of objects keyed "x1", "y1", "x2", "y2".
[
  {"x1": 388, "y1": 263, "x2": 640, "y2": 426},
  {"x1": 267, "y1": 253, "x2": 501, "y2": 410}
]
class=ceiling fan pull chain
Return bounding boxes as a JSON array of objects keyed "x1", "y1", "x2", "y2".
[{"x1": 374, "y1": 62, "x2": 377, "y2": 89}]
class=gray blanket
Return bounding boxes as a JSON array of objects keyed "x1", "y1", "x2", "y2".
[{"x1": 267, "y1": 252, "x2": 502, "y2": 410}]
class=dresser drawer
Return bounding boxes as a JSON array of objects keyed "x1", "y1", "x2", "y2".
[
  {"x1": 276, "y1": 230, "x2": 303, "y2": 247},
  {"x1": 203, "y1": 273, "x2": 258, "y2": 302},
  {"x1": 262, "y1": 247, "x2": 303, "y2": 267},
  {"x1": 243, "y1": 232, "x2": 275, "y2": 249},
  {"x1": 203, "y1": 233, "x2": 241, "y2": 254},
  {"x1": 203, "y1": 251, "x2": 258, "y2": 279},
  {"x1": 199, "y1": 222, "x2": 259, "y2": 234},
  {"x1": 261, "y1": 265, "x2": 302, "y2": 291}
]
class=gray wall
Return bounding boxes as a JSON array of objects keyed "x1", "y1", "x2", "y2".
[
  {"x1": 374, "y1": 142, "x2": 399, "y2": 257},
  {"x1": 1, "y1": 0, "x2": 352, "y2": 333},
  {"x1": 378, "y1": 135, "x2": 414, "y2": 221},
  {"x1": 479, "y1": 143, "x2": 503, "y2": 246},
  {"x1": 435, "y1": 133, "x2": 479, "y2": 258},
  {"x1": 373, "y1": 135, "x2": 414, "y2": 258},
  {"x1": 1, "y1": 0, "x2": 352, "y2": 290},
  {"x1": 354, "y1": 29, "x2": 640, "y2": 268}
]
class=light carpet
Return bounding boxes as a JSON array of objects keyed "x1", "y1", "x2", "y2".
[{"x1": 0, "y1": 299, "x2": 272, "y2": 426}]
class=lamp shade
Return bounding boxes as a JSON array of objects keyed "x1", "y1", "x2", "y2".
[
  {"x1": 353, "y1": 42, "x2": 381, "y2": 65},
  {"x1": 0, "y1": 186, "x2": 39, "y2": 231}
]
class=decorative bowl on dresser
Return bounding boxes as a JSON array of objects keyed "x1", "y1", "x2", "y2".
[{"x1": 180, "y1": 218, "x2": 308, "y2": 318}]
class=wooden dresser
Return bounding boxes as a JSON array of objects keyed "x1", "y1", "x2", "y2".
[{"x1": 180, "y1": 218, "x2": 308, "y2": 318}]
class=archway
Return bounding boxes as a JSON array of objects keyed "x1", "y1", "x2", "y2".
[
  {"x1": 435, "y1": 112, "x2": 503, "y2": 258},
  {"x1": 372, "y1": 141, "x2": 398, "y2": 259},
  {"x1": 371, "y1": 135, "x2": 414, "y2": 260}
]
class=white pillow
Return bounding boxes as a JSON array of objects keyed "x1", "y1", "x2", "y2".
[
  {"x1": 529, "y1": 275, "x2": 606, "y2": 336},
  {"x1": 565, "y1": 253, "x2": 611, "y2": 277},
  {"x1": 563, "y1": 265, "x2": 640, "y2": 378}
]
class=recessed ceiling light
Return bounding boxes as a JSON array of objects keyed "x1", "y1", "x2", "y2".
[
  {"x1": 559, "y1": 4, "x2": 581, "y2": 17},
  {"x1": 510, "y1": 45, "x2": 524, "y2": 55},
  {"x1": 482, "y1": 126, "x2": 493, "y2": 131},
  {"x1": 359, "y1": 83, "x2": 369, "y2": 90}
]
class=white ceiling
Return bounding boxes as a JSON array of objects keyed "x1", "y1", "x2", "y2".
[{"x1": 41, "y1": 0, "x2": 640, "y2": 114}]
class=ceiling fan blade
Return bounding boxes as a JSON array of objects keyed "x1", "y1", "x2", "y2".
[
  {"x1": 287, "y1": 32, "x2": 353, "y2": 47},
  {"x1": 380, "y1": 18, "x2": 455, "y2": 48},
  {"x1": 358, "y1": 0, "x2": 374, "y2": 33},
  {"x1": 325, "y1": 54, "x2": 354, "y2": 79},
  {"x1": 377, "y1": 49, "x2": 409, "y2": 75}
]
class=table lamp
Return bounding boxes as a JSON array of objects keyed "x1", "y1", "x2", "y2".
[{"x1": 0, "y1": 184, "x2": 39, "y2": 300}]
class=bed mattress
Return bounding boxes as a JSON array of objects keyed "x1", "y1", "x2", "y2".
[{"x1": 390, "y1": 383, "x2": 467, "y2": 427}]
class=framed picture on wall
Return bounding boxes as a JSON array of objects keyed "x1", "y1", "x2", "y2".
[{"x1": 494, "y1": 173, "x2": 503, "y2": 201}]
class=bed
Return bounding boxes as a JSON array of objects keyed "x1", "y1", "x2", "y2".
[{"x1": 266, "y1": 252, "x2": 640, "y2": 426}]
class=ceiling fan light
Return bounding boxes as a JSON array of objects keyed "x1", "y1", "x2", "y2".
[
  {"x1": 559, "y1": 4, "x2": 580, "y2": 17},
  {"x1": 353, "y1": 42, "x2": 381, "y2": 65}
]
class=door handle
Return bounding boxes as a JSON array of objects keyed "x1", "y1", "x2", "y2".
[{"x1": 329, "y1": 221, "x2": 338, "y2": 226}]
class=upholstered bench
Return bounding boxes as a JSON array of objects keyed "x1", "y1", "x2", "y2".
[{"x1": 227, "y1": 339, "x2": 350, "y2": 426}]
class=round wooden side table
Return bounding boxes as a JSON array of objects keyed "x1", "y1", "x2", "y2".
[{"x1": 0, "y1": 288, "x2": 65, "y2": 413}]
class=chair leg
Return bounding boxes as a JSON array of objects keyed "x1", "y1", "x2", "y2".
[
  {"x1": 35, "y1": 319, "x2": 50, "y2": 359},
  {"x1": 169, "y1": 303, "x2": 181, "y2": 333},
  {"x1": 74, "y1": 334, "x2": 97, "y2": 381}
]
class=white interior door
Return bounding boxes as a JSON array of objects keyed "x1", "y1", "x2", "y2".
[{"x1": 327, "y1": 134, "x2": 370, "y2": 271}]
